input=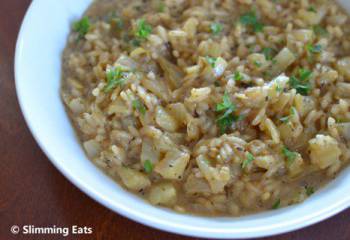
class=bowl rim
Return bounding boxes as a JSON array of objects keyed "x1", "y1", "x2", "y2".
[{"x1": 14, "y1": 0, "x2": 350, "y2": 239}]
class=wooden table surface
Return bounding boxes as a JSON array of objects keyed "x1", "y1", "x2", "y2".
[{"x1": 1, "y1": 1, "x2": 349, "y2": 240}]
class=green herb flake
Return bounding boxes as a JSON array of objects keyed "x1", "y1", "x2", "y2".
[
  {"x1": 299, "y1": 68, "x2": 313, "y2": 81},
  {"x1": 131, "y1": 38, "x2": 141, "y2": 47},
  {"x1": 73, "y1": 16, "x2": 91, "y2": 39},
  {"x1": 307, "y1": 6, "x2": 317, "y2": 13},
  {"x1": 289, "y1": 69, "x2": 312, "y2": 96},
  {"x1": 216, "y1": 92, "x2": 240, "y2": 133},
  {"x1": 336, "y1": 118, "x2": 348, "y2": 123},
  {"x1": 275, "y1": 82, "x2": 282, "y2": 92},
  {"x1": 272, "y1": 199, "x2": 281, "y2": 209},
  {"x1": 305, "y1": 186, "x2": 315, "y2": 196},
  {"x1": 216, "y1": 92, "x2": 235, "y2": 112},
  {"x1": 211, "y1": 22, "x2": 223, "y2": 35},
  {"x1": 282, "y1": 146, "x2": 298, "y2": 165},
  {"x1": 262, "y1": 47, "x2": 276, "y2": 61},
  {"x1": 306, "y1": 43, "x2": 322, "y2": 54},
  {"x1": 234, "y1": 71, "x2": 243, "y2": 81},
  {"x1": 132, "y1": 99, "x2": 147, "y2": 115},
  {"x1": 254, "y1": 60, "x2": 262, "y2": 68},
  {"x1": 203, "y1": 158, "x2": 211, "y2": 165},
  {"x1": 313, "y1": 25, "x2": 329, "y2": 37},
  {"x1": 240, "y1": 11, "x2": 264, "y2": 33},
  {"x1": 206, "y1": 56, "x2": 217, "y2": 68},
  {"x1": 144, "y1": 160, "x2": 154, "y2": 173},
  {"x1": 110, "y1": 17, "x2": 124, "y2": 29},
  {"x1": 135, "y1": 19, "x2": 152, "y2": 39},
  {"x1": 280, "y1": 107, "x2": 296, "y2": 123},
  {"x1": 290, "y1": 106, "x2": 297, "y2": 117},
  {"x1": 242, "y1": 152, "x2": 255, "y2": 169},
  {"x1": 104, "y1": 67, "x2": 128, "y2": 92},
  {"x1": 279, "y1": 116, "x2": 290, "y2": 123},
  {"x1": 158, "y1": 2, "x2": 166, "y2": 12}
]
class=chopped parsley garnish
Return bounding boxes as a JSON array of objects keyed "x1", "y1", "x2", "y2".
[
  {"x1": 282, "y1": 146, "x2": 298, "y2": 165},
  {"x1": 240, "y1": 11, "x2": 264, "y2": 32},
  {"x1": 289, "y1": 68, "x2": 312, "y2": 96},
  {"x1": 104, "y1": 67, "x2": 128, "y2": 92},
  {"x1": 110, "y1": 17, "x2": 124, "y2": 30},
  {"x1": 211, "y1": 22, "x2": 223, "y2": 35},
  {"x1": 206, "y1": 56, "x2": 217, "y2": 68},
  {"x1": 216, "y1": 92, "x2": 235, "y2": 112},
  {"x1": 299, "y1": 68, "x2": 313, "y2": 81},
  {"x1": 135, "y1": 19, "x2": 152, "y2": 39},
  {"x1": 305, "y1": 186, "x2": 315, "y2": 196},
  {"x1": 73, "y1": 16, "x2": 90, "y2": 39},
  {"x1": 254, "y1": 60, "x2": 262, "y2": 67},
  {"x1": 144, "y1": 160, "x2": 154, "y2": 173},
  {"x1": 336, "y1": 118, "x2": 348, "y2": 123},
  {"x1": 132, "y1": 99, "x2": 146, "y2": 115},
  {"x1": 313, "y1": 25, "x2": 329, "y2": 37},
  {"x1": 275, "y1": 82, "x2": 282, "y2": 92},
  {"x1": 306, "y1": 43, "x2": 322, "y2": 54},
  {"x1": 242, "y1": 152, "x2": 255, "y2": 169},
  {"x1": 307, "y1": 6, "x2": 317, "y2": 13},
  {"x1": 158, "y1": 2, "x2": 166, "y2": 12},
  {"x1": 130, "y1": 38, "x2": 141, "y2": 47},
  {"x1": 279, "y1": 107, "x2": 296, "y2": 123},
  {"x1": 262, "y1": 47, "x2": 276, "y2": 61},
  {"x1": 279, "y1": 116, "x2": 290, "y2": 123},
  {"x1": 216, "y1": 92, "x2": 240, "y2": 133},
  {"x1": 234, "y1": 71, "x2": 243, "y2": 81},
  {"x1": 272, "y1": 199, "x2": 281, "y2": 209}
]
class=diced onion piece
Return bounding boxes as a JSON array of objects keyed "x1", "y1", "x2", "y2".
[
  {"x1": 297, "y1": 9, "x2": 323, "y2": 25},
  {"x1": 184, "y1": 174, "x2": 211, "y2": 195},
  {"x1": 288, "y1": 154, "x2": 304, "y2": 177},
  {"x1": 155, "y1": 106, "x2": 180, "y2": 132},
  {"x1": 158, "y1": 57, "x2": 184, "y2": 89},
  {"x1": 336, "y1": 123, "x2": 350, "y2": 141},
  {"x1": 309, "y1": 135, "x2": 341, "y2": 169},
  {"x1": 336, "y1": 57, "x2": 350, "y2": 80},
  {"x1": 68, "y1": 98, "x2": 85, "y2": 114},
  {"x1": 188, "y1": 87, "x2": 211, "y2": 102},
  {"x1": 148, "y1": 182, "x2": 177, "y2": 206},
  {"x1": 292, "y1": 29, "x2": 314, "y2": 43},
  {"x1": 213, "y1": 57, "x2": 228, "y2": 77},
  {"x1": 167, "y1": 103, "x2": 192, "y2": 125},
  {"x1": 141, "y1": 138, "x2": 161, "y2": 165},
  {"x1": 154, "y1": 149, "x2": 190, "y2": 180},
  {"x1": 141, "y1": 78, "x2": 170, "y2": 101},
  {"x1": 270, "y1": 47, "x2": 296, "y2": 77},
  {"x1": 116, "y1": 166, "x2": 151, "y2": 191},
  {"x1": 247, "y1": 53, "x2": 267, "y2": 70},
  {"x1": 254, "y1": 155, "x2": 277, "y2": 170},
  {"x1": 196, "y1": 155, "x2": 230, "y2": 194},
  {"x1": 335, "y1": 82, "x2": 350, "y2": 98},
  {"x1": 262, "y1": 118, "x2": 280, "y2": 143},
  {"x1": 183, "y1": 18, "x2": 199, "y2": 38},
  {"x1": 83, "y1": 140, "x2": 100, "y2": 158}
]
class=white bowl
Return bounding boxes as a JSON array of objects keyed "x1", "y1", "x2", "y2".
[{"x1": 15, "y1": 0, "x2": 350, "y2": 238}]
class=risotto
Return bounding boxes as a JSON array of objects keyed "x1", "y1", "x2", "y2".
[{"x1": 61, "y1": 0, "x2": 350, "y2": 216}]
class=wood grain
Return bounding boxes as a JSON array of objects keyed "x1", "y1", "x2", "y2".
[{"x1": 0, "y1": 1, "x2": 349, "y2": 240}]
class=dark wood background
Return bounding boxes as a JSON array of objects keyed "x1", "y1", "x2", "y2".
[{"x1": 1, "y1": 1, "x2": 349, "y2": 240}]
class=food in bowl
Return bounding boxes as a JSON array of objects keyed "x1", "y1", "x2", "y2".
[{"x1": 61, "y1": 0, "x2": 350, "y2": 216}]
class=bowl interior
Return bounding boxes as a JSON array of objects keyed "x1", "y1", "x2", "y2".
[{"x1": 15, "y1": 0, "x2": 350, "y2": 238}]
